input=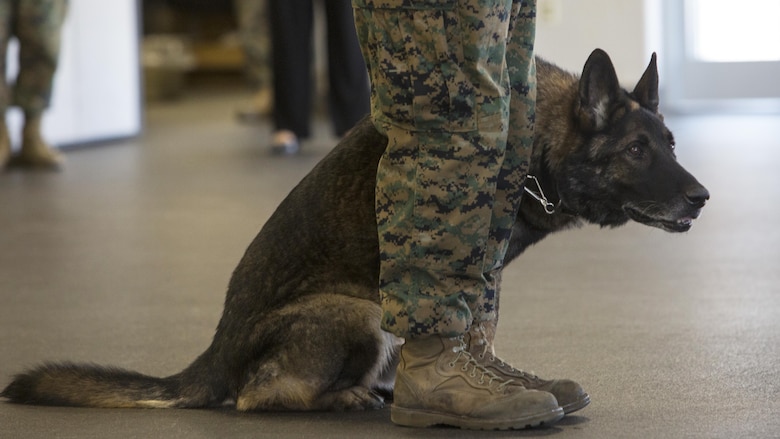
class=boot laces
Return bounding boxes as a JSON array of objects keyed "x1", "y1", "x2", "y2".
[
  {"x1": 472, "y1": 325, "x2": 538, "y2": 380},
  {"x1": 448, "y1": 338, "x2": 513, "y2": 390}
]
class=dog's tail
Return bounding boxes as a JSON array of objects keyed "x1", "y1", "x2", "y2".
[{"x1": 1, "y1": 351, "x2": 226, "y2": 408}]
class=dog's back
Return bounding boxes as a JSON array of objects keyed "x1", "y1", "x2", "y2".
[{"x1": 2, "y1": 50, "x2": 707, "y2": 411}]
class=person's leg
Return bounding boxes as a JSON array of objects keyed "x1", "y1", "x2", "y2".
[
  {"x1": 467, "y1": 0, "x2": 590, "y2": 415},
  {"x1": 353, "y1": 0, "x2": 562, "y2": 429},
  {"x1": 323, "y1": 0, "x2": 369, "y2": 137},
  {"x1": 0, "y1": 0, "x2": 13, "y2": 167},
  {"x1": 233, "y1": 0, "x2": 273, "y2": 120},
  {"x1": 478, "y1": 0, "x2": 537, "y2": 322},
  {"x1": 380, "y1": 124, "x2": 563, "y2": 430},
  {"x1": 269, "y1": 0, "x2": 313, "y2": 153},
  {"x1": 13, "y1": 0, "x2": 67, "y2": 168},
  {"x1": 375, "y1": 125, "x2": 505, "y2": 338},
  {"x1": 360, "y1": 0, "x2": 516, "y2": 339}
]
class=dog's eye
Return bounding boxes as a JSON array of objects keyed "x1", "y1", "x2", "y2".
[{"x1": 627, "y1": 143, "x2": 644, "y2": 159}]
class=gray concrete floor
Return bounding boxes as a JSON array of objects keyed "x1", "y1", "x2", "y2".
[{"x1": 1, "y1": 90, "x2": 779, "y2": 438}]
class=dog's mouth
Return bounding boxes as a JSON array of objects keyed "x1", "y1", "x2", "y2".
[{"x1": 624, "y1": 206, "x2": 701, "y2": 233}]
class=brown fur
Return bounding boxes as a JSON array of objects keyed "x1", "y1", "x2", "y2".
[{"x1": 2, "y1": 49, "x2": 707, "y2": 411}]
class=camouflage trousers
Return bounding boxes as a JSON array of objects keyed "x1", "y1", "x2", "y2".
[
  {"x1": 353, "y1": 0, "x2": 536, "y2": 338},
  {"x1": 233, "y1": 0, "x2": 272, "y2": 90},
  {"x1": 0, "y1": 0, "x2": 68, "y2": 115}
]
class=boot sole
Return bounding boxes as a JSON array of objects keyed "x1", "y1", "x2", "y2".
[
  {"x1": 561, "y1": 393, "x2": 591, "y2": 415},
  {"x1": 391, "y1": 405, "x2": 564, "y2": 430}
]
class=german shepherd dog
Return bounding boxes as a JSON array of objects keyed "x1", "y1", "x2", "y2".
[{"x1": 2, "y1": 49, "x2": 708, "y2": 411}]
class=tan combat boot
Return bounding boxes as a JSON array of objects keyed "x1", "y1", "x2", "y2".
[
  {"x1": 467, "y1": 323, "x2": 591, "y2": 414},
  {"x1": 12, "y1": 115, "x2": 64, "y2": 169},
  {"x1": 391, "y1": 335, "x2": 564, "y2": 430},
  {"x1": 0, "y1": 121, "x2": 10, "y2": 168}
]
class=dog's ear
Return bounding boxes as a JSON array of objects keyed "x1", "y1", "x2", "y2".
[
  {"x1": 577, "y1": 48, "x2": 621, "y2": 132},
  {"x1": 631, "y1": 52, "x2": 659, "y2": 113}
]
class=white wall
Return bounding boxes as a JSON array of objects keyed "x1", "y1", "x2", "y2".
[
  {"x1": 5, "y1": 0, "x2": 141, "y2": 149},
  {"x1": 535, "y1": 0, "x2": 663, "y2": 86}
]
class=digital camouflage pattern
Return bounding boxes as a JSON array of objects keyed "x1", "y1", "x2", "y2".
[
  {"x1": 352, "y1": 0, "x2": 537, "y2": 338},
  {"x1": 0, "y1": 0, "x2": 68, "y2": 115}
]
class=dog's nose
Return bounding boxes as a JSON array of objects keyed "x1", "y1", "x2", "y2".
[{"x1": 685, "y1": 185, "x2": 710, "y2": 207}]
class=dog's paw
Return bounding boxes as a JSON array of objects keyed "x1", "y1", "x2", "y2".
[{"x1": 319, "y1": 386, "x2": 385, "y2": 411}]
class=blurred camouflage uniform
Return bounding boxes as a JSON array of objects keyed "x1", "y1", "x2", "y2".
[
  {"x1": 352, "y1": 0, "x2": 537, "y2": 338},
  {"x1": 0, "y1": 0, "x2": 68, "y2": 116},
  {"x1": 233, "y1": 0, "x2": 271, "y2": 91}
]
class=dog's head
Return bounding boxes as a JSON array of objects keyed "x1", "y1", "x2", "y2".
[{"x1": 555, "y1": 49, "x2": 709, "y2": 232}]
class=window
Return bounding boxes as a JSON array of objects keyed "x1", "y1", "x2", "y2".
[
  {"x1": 663, "y1": 0, "x2": 780, "y2": 112},
  {"x1": 687, "y1": 0, "x2": 780, "y2": 63}
]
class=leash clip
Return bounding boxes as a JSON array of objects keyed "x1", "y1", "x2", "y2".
[{"x1": 524, "y1": 175, "x2": 557, "y2": 215}]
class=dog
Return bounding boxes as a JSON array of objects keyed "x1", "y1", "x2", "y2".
[{"x1": 2, "y1": 49, "x2": 709, "y2": 411}]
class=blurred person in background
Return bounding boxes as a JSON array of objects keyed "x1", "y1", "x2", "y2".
[
  {"x1": 234, "y1": 0, "x2": 273, "y2": 122},
  {"x1": 0, "y1": 0, "x2": 68, "y2": 170},
  {"x1": 268, "y1": 0, "x2": 369, "y2": 155}
]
